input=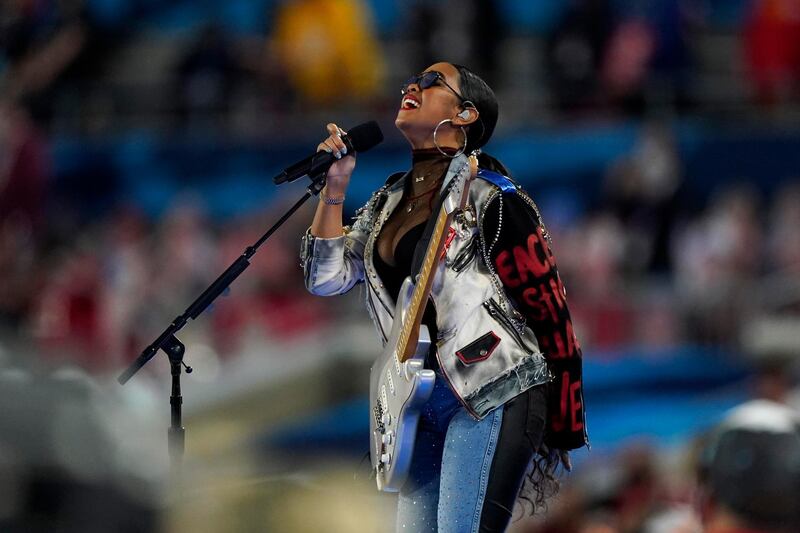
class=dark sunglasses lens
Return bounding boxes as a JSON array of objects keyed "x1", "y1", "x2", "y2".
[
  {"x1": 401, "y1": 75, "x2": 418, "y2": 94},
  {"x1": 401, "y1": 72, "x2": 441, "y2": 93},
  {"x1": 419, "y1": 72, "x2": 440, "y2": 89}
]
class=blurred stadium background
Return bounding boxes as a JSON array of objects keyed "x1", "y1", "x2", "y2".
[{"x1": 1, "y1": 0, "x2": 799, "y2": 531}]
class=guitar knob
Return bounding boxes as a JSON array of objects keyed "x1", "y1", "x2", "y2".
[
  {"x1": 380, "y1": 453, "x2": 391, "y2": 465},
  {"x1": 382, "y1": 431, "x2": 394, "y2": 445},
  {"x1": 381, "y1": 413, "x2": 392, "y2": 426}
]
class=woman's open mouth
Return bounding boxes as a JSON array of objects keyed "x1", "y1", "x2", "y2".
[{"x1": 400, "y1": 95, "x2": 421, "y2": 110}]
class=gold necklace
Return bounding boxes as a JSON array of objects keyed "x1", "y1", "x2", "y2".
[
  {"x1": 405, "y1": 186, "x2": 439, "y2": 213},
  {"x1": 412, "y1": 160, "x2": 447, "y2": 183}
]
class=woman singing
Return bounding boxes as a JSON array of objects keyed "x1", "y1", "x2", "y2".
[{"x1": 301, "y1": 62, "x2": 587, "y2": 532}]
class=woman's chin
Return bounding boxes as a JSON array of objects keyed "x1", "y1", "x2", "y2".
[
  {"x1": 394, "y1": 116, "x2": 414, "y2": 139},
  {"x1": 395, "y1": 116, "x2": 435, "y2": 149},
  {"x1": 395, "y1": 114, "x2": 425, "y2": 135}
]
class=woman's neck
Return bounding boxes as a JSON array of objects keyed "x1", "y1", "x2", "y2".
[
  {"x1": 408, "y1": 148, "x2": 455, "y2": 196},
  {"x1": 412, "y1": 147, "x2": 458, "y2": 163}
]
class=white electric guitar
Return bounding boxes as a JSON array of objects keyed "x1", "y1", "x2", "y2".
[{"x1": 369, "y1": 155, "x2": 477, "y2": 492}]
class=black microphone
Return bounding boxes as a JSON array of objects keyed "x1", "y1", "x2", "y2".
[{"x1": 273, "y1": 121, "x2": 384, "y2": 185}]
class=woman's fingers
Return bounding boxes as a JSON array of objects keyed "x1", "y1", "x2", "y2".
[
  {"x1": 317, "y1": 138, "x2": 343, "y2": 158},
  {"x1": 326, "y1": 123, "x2": 348, "y2": 137},
  {"x1": 317, "y1": 122, "x2": 356, "y2": 188},
  {"x1": 324, "y1": 123, "x2": 348, "y2": 157},
  {"x1": 324, "y1": 138, "x2": 339, "y2": 153},
  {"x1": 542, "y1": 446, "x2": 572, "y2": 474},
  {"x1": 559, "y1": 450, "x2": 572, "y2": 472}
]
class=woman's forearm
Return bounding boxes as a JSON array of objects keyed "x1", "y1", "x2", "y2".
[
  {"x1": 310, "y1": 122, "x2": 354, "y2": 238},
  {"x1": 310, "y1": 186, "x2": 346, "y2": 238}
]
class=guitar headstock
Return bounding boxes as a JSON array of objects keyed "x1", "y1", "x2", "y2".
[
  {"x1": 443, "y1": 155, "x2": 479, "y2": 215},
  {"x1": 468, "y1": 153, "x2": 478, "y2": 182}
]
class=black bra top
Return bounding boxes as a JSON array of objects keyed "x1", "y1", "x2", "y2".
[
  {"x1": 373, "y1": 222, "x2": 426, "y2": 301},
  {"x1": 373, "y1": 221, "x2": 439, "y2": 355}
]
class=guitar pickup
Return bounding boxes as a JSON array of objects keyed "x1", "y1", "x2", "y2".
[{"x1": 386, "y1": 368, "x2": 395, "y2": 395}]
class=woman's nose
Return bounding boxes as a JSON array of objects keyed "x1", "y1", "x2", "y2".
[{"x1": 403, "y1": 83, "x2": 420, "y2": 95}]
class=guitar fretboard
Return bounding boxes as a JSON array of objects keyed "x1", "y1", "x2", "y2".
[
  {"x1": 396, "y1": 206, "x2": 450, "y2": 362},
  {"x1": 395, "y1": 158, "x2": 475, "y2": 363}
]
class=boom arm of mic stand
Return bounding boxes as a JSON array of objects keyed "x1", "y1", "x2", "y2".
[{"x1": 117, "y1": 171, "x2": 329, "y2": 385}]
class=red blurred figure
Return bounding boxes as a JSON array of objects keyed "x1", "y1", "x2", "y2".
[
  {"x1": 744, "y1": 0, "x2": 800, "y2": 105},
  {"x1": 31, "y1": 249, "x2": 112, "y2": 370},
  {"x1": 0, "y1": 100, "x2": 49, "y2": 325}
]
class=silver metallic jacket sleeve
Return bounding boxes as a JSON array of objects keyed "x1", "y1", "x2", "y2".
[{"x1": 299, "y1": 200, "x2": 374, "y2": 296}]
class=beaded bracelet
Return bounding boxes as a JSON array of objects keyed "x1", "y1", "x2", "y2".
[{"x1": 322, "y1": 193, "x2": 345, "y2": 205}]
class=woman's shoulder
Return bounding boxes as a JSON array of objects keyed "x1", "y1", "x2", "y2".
[
  {"x1": 471, "y1": 168, "x2": 530, "y2": 208},
  {"x1": 476, "y1": 168, "x2": 518, "y2": 194},
  {"x1": 475, "y1": 172, "x2": 549, "y2": 239}
]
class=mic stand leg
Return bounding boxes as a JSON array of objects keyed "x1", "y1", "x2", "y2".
[
  {"x1": 116, "y1": 172, "x2": 327, "y2": 482},
  {"x1": 165, "y1": 335, "x2": 191, "y2": 480}
]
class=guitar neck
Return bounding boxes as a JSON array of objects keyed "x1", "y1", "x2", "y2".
[
  {"x1": 397, "y1": 206, "x2": 453, "y2": 362},
  {"x1": 396, "y1": 157, "x2": 476, "y2": 363}
]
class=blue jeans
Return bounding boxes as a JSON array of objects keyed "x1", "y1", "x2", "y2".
[{"x1": 396, "y1": 375, "x2": 546, "y2": 532}]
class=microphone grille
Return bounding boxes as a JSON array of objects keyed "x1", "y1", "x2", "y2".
[{"x1": 347, "y1": 121, "x2": 384, "y2": 153}]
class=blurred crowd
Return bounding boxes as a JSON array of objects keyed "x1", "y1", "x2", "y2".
[
  {"x1": 2, "y1": 368, "x2": 798, "y2": 532},
  {"x1": 3, "y1": 110, "x2": 799, "y2": 372},
  {"x1": 554, "y1": 125, "x2": 800, "y2": 351},
  {"x1": 1, "y1": 0, "x2": 800, "y2": 133},
  {"x1": 0, "y1": 172, "x2": 330, "y2": 372},
  {"x1": 510, "y1": 399, "x2": 800, "y2": 533}
]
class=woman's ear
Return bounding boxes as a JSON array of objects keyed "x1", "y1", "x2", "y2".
[{"x1": 454, "y1": 106, "x2": 479, "y2": 126}]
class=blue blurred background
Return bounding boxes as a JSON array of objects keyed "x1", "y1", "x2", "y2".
[{"x1": 1, "y1": 0, "x2": 799, "y2": 531}]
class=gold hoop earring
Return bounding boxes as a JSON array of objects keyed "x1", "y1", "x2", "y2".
[{"x1": 433, "y1": 119, "x2": 467, "y2": 158}]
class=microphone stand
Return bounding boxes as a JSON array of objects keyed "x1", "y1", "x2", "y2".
[{"x1": 117, "y1": 172, "x2": 328, "y2": 476}]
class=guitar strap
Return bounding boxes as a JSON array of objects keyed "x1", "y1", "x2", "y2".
[{"x1": 409, "y1": 168, "x2": 515, "y2": 279}]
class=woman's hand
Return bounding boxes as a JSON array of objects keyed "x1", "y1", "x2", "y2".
[
  {"x1": 541, "y1": 444, "x2": 572, "y2": 473},
  {"x1": 317, "y1": 123, "x2": 356, "y2": 196}
]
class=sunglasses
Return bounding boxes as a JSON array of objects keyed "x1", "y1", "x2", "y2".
[{"x1": 401, "y1": 71, "x2": 465, "y2": 102}]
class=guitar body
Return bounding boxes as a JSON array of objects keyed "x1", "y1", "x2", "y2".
[{"x1": 369, "y1": 275, "x2": 436, "y2": 492}]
